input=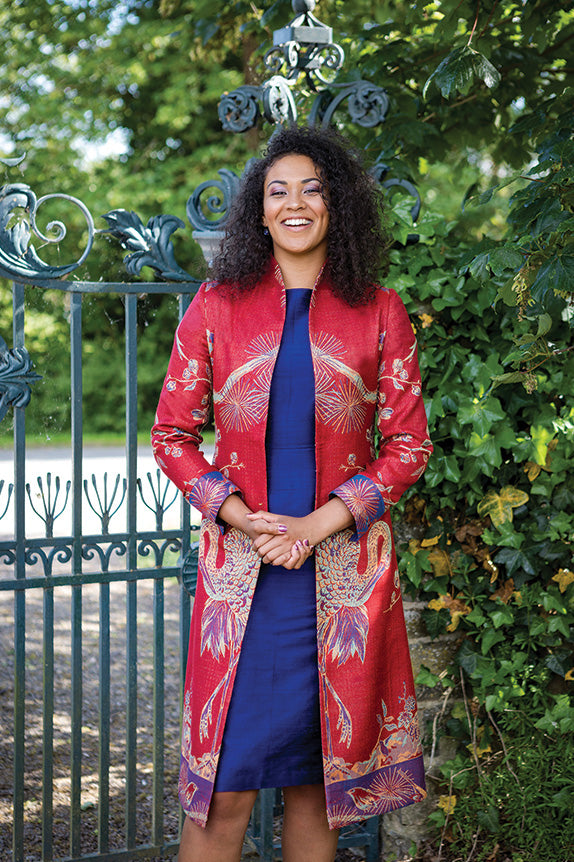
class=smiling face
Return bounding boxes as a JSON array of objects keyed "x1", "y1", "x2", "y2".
[{"x1": 262, "y1": 154, "x2": 329, "y2": 272}]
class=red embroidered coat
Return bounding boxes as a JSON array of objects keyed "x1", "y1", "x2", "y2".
[{"x1": 152, "y1": 262, "x2": 432, "y2": 829}]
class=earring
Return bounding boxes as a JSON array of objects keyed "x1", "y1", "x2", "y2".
[{"x1": 263, "y1": 226, "x2": 270, "y2": 236}]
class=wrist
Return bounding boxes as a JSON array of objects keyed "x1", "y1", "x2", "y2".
[
  {"x1": 304, "y1": 511, "x2": 330, "y2": 547},
  {"x1": 304, "y1": 499, "x2": 355, "y2": 546}
]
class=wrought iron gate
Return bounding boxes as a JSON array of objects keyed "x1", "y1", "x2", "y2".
[{"x1": 1, "y1": 262, "x2": 198, "y2": 861}]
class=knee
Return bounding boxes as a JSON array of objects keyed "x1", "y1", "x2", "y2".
[
  {"x1": 208, "y1": 789, "x2": 257, "y2": 829},
  {"x1": 283, "y1": 784, "x2": 328, "y2": 819}
]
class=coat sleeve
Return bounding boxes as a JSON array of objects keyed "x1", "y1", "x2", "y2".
[
  {"x1": 151, "y1": 284, "x2": 241, "y2": 523},
  {"x1": 331, "y1": 288, "x2": 432, "y2": 538}
]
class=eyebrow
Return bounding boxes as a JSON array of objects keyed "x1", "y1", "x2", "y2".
[{"x1": 266, "y1": 177, "x2": 321, "y2": 188}]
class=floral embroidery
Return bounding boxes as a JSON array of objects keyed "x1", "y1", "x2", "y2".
[
  {"x1": 312, "y1": 332, "x2": 377, "y2": 433},
  {"x1": 185, "y1": 471, "x2": 239, "y2": 521},
  {"x1": 197, "y1": 524, "x2": 259, "y2": 742},
  {"x1": 214, "y1": 332, "x2": 280, "y2": 431},
  {"x1": 378, "y1": 339, "x2": 420, "y2": 394},
  {"x1": 315, "y1": 522, "x2": 392, "y2": 748},
  {"x1": 332, "y1": 475, "x2": 385, "y2": 536}
]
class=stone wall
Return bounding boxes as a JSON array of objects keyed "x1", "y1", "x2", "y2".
[{"x1": 379, "y1": 596, "x2": 462, "y2": 860}]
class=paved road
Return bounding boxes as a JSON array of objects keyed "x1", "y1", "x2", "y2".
[{"x1": 0, "y1": 445, "x2": 212, "y2": 539}]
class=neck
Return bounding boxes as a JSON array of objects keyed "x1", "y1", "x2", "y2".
[{"x1": 273, "y1": 249, "x2": 327, "y2": 290}]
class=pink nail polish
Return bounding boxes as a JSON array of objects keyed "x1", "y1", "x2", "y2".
[{"x1": 278, "y1": 525, "x2": 287, "y2": 533}]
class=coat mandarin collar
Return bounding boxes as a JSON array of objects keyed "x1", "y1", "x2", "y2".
[{"x1": 267, "y1": 255, "x2": 328, "y2": 298}]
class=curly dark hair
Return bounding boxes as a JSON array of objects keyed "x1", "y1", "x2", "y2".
[{"x1": 210, "y1": 125, "x2": 390, "y2": 306}]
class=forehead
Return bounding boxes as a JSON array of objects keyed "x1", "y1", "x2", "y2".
[{"x1": 265, "y1": 154, "x2": 321, "y2": 183}]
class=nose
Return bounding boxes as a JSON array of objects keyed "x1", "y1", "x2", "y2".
[{"x1": 286, "y1": 190, "x2": 305, "y2": 208}]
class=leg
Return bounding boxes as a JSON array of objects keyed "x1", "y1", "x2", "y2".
[
  {"x1": 177, "y1": 789, "x2": 258, "y2": 862},
  {"x1": 281, "y1": 784, "x2": 340, "y2": 862}
]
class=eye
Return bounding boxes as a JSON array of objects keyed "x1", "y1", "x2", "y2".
[{"x1": 304, "y1": 185, "x2": 322, "y2": 195}]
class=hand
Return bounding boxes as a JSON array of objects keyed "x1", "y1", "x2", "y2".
[{"x1": 246, "y1": 511, "x2": 314, "y2": 570}]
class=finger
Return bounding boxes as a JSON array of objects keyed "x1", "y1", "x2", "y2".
[
  {"x1": 263, "y1": 548, "x2": 292, "y2": 566},
  {"x1": 284, "y1": 541, "x2": 304, "y2": 569},
  {"x1": 253, "y1": 534, "x2": 285, "y2": 553},
  {"x1": 246, "y1": 510, "x2": 278, "y2": 523},
  {"x1": 249, "y1": 517, "x2": 287, "y2": 536}
]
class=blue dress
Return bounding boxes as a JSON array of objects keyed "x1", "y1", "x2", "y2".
[{"x1": 214, "y1": 289, "x2": 323, "y2": 791}]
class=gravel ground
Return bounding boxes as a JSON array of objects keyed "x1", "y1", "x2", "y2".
[
  {"x1": 0, "y1": 561, "x2": 368, "y2": 862},
  {"x1": 0, "y1": 568, "x2": 184, "y2": 861}
]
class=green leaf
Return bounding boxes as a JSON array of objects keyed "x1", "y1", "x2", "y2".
[
  {"x1": 481, "y1": 628, "x2": 505, "y2": 654},
  {"x1": 469, "y1": 251, "x2": 491, "y2": 281},
  {"x1": 423, "y1": 46, "x2": 501, "y2": 100},
  {"x1": 477, "y1": 805, "x2": 500, "y2": 833},
  {"x1": 468, "y1": 433, "x2": 502, "y2": 468},
  {"x1": 530, "y1": 254, "x2": 574, "y2": 303},
  {"x1": 415, "y1": 665, "x2": 441, "y2": 687},
  {"x1": 489, "y1": 247, "x2": 524, "y2": 276},
  {"x1": 494, "y1": 547, "x2": 536, "y2": 580},
  {"x1": 489, "y1": 606, "x2": 514, "y2": 629},
  {"x1": 466, "y1": 607, "x2": 486, "y2": 626},
  {"x1": 536, "y1": 312, "x2": 553, "y2": 337},
  {"x1": 492, "y1": 371, "x2": 526, "y2": 389},
  {"x1": 422, "y1": 607, "x2": 451, "y2": 638}
]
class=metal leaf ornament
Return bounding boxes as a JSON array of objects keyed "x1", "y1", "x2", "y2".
[
  {"x1": 101, "y1": 209, "x2": 194, "y2": 281},
  {"x1": 186, "y1": 169, "x2": 242, "y2": 232},
  {"x1": 0, "y1": 183, "x2": 94, "y2": 282},
  {"x1": 0, "y1": 335, "x2": 42, "y2": 422}
]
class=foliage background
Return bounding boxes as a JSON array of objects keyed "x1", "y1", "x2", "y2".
[{"x1": 1, "y1": 1, "x2": 573, "y2": 860}]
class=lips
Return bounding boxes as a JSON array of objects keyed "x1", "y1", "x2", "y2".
[{"x1": 282, "y1": 218, "x2": 312, "y2": 227}]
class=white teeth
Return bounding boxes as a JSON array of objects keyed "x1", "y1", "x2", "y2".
[{"x1": 283, "y1": 218, "x2": 311, "y2": 226}]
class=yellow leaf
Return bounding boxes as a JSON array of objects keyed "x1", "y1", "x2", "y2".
[
  {"x1": 524, "y1": 462, "x2": 541, "y2": 481},
  {"x1": 427, "y1": 547, "x2": 452, "y2": 578},
  {"x1": 500, "y1": 486, "x2": 529, "y2": 507},
  {"x1": 447, "y1": 611, "x2": 466, "y2": 632},
  {"x1": 482, "y1": 556, "x2": 499, "y2": 583},
  {"x1": 477, "y1": 486, "x2": 529, "y2": 528},
  {"x1": 428, "y1": 593, "x2": 471, "y2": 630},
  {"x1": 552, "y1": 568, "x2": 574, "y2": 594},
  {"x1": 565, "y1": 668, "x2": 574, "y2": 682},
  {"x1": 466, "y1": 741, "x2": 492, "y2": 757},
  {"x1": 421, "y1": 535, "x2": 439, "y2": 547},
  {"x1": 438, "y1": 794, "x2": 456, "y2": 814},
  {"x1": 418, "y1": 313, "x2": 434, "y2": 329},
  {"x1": 428, "y1": 597, "x2": 446, "y2": 612}
]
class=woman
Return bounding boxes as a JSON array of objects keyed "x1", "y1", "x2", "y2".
[{"x1": 152, "y1": 125, "x2": 432, "y2": 862}]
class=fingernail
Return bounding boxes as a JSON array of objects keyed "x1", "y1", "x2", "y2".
[
  {"x1": 303, "y1": 539, "x2": 310, "y2": 547},
  {"x1": 278, "y1": 525, "x2": 287, "y2": 533}
]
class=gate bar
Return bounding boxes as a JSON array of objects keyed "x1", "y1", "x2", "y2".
[
  {"x1": 12, "y1": 282, "x2": 26, "y2": 862},
  {"x1": 70, "y1": 291, "x2": 84, "y2": 857},
  {"x1": 125, "y1": 293, "x2": 139, "y2": 847}
]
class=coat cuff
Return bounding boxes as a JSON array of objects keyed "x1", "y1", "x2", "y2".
[
  {"x1": 331, "y1": 475, "x2": 386, "y2": 539},
  {"x1": 185, "y1": 470, "x2": 241, "y2": 529}
]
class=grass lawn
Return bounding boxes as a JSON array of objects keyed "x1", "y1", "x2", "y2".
[{"x1": 0, "y1": 429, "x2": 216, "y2": 449}]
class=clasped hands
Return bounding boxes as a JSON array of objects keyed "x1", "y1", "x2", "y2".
[{"x1": 245, "y1": 511, "x2": 314, "y2": 570}]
